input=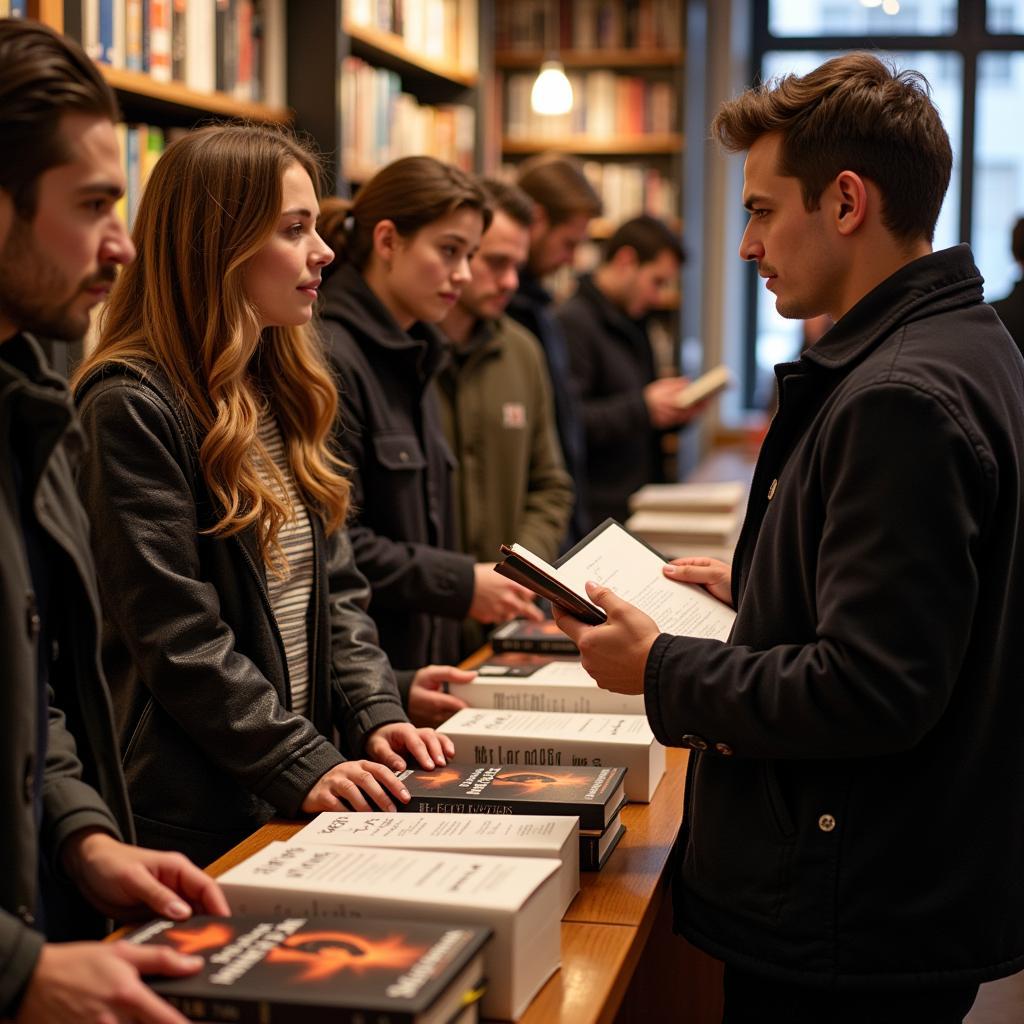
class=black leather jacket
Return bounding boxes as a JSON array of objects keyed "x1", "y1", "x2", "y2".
[{"x1": 75, "y1": 364, "x2": 407, "y2": 867}]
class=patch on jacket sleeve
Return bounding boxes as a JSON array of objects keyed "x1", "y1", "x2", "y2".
[{"x1": 502, "y1": 402, "x2": 527, "y2": 429}]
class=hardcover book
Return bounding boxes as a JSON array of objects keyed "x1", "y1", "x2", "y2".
[
  {"x1": 582, "y1": 819, "x2": 626, "y2": 871},
  {"x1": 490, "y1": 618, "x2": 578, "y2": 655},
  {"x1": 496, "y1": 519, "x2": 736, "y2": 638},
  {"x1": 292, "y1": 811, "x2": 580, "y2": 916},
  {"x1": 394, "y1": 763, "x2": 626, "y2": 832},
  {"x1": 628, "y1": 480, "x2": 746, "y2": 515},
  {"x1": 673, "y1": 363, "x2": 734, "y2": 409},
  {"x1": 464, "y1": 652, "x2": 645, "y2": 715},
  {"x1": 126, "y1": 914, "x2": 489, "y2": 1024},
  {"x1": 439, "y1": 709, "x2": 666, "y2": 803},
  {"x1": 218, "y1": 843, "x2": 561, "y2": 1020}
]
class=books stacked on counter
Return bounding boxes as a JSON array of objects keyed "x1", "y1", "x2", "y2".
[
  {"x1": 625, "y1": 478, "x2": 748, "y2": 561},
  {"x1": 397, "y1": 762, "x2": 626, "y2": 873},
  {"x1": 439, "y1": 708, "x2": 665, "y2": 804},
  {"x1": 490, "y1": 618, "x2": 578, "y2": 655},
  {"x1": 291, "y1": 808, "x2": 580, "y2": 914},
  {"x1": 216, "y1": 843, "x2": 561, "y2": 1021},
  {"x1": 125, "y1": 914, "x2": 489, "y2": 1024}
]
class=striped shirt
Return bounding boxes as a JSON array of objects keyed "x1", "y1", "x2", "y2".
[{"x1": 255, "y1": 416, "x2": 314, "y2": 718}]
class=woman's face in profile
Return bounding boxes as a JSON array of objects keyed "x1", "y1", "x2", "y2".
[
  {"x1": 377, "y1": 206, "x2": 483, "y2": 327},
  {"x1": 243, "y1": 162, "x2": 334, "y2": 331}
]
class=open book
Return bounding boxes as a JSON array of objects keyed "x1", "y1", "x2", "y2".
[{"x1": 496, "y1": 519, "x2": 736, "y2": 640}]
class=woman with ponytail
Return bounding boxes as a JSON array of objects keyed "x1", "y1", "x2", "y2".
[
  {"x1": 319, "y1": 157, "x2": 543, "y2": 728},
  {"x1": 72, "y1": 125, "x2": 452, "y2": 867}
]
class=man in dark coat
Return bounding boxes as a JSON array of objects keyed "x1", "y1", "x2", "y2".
[
  {"x1": 557, "y1": 215, "x2": 701, "y2": 527},
  {"x1": 991, "y1": 215, "x2": 1024, "y2": 355},
  {"x1": 0, "y1": 19, "x2": 226, "y2": 1023},
  {"x1": 554, "y1": 53, "x2": 1024, "y2": 1023},
  {"x1": 507, "y1": 154, "x2": 602, "y2": 545}
]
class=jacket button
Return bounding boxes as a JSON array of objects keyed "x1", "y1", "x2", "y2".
[
  {"x1": 681, "y1": 734, "x2": 708, "y2": 751},
  {"x1": 818, "y1": 813, "x2": 837, "y2": 832},
  {"x1": 399, "y1": 450, "x2": 410, "y2": 463},
  {"x1": 767, "y1": 478, "x2": 778, "y2": 500},
  {"x1": 23, "y1": 757, "x2": 34, "y2": 803},
  {"x1": 714, "y1": 742, "x2": 734, "y2": 756},
  {"x1": 16, "y1": 905, "x2": 35, "y2": 926},
  {"x1": 25, "y1": 593, "x2": 40, "y2": 641}
]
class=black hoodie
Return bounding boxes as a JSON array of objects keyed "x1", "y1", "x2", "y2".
[{"x1": 319, "y1": 262, "x2": 475, "y2": 681}]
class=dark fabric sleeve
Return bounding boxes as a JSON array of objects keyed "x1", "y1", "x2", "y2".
[
  {"x1": 644, "y1": 383, "x2": 987, "y2": 759},
  {"x1": 323, "y1": 527, "x2": 409, "y2": 755},
  {"x1": 0, "y1": 913, "x2": 43, "y2": 1019},
  {"x1": 77, "y1": 381, "x2": 344, "y2": 815}
]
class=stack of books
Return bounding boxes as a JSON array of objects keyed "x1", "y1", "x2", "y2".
[
  {"x1": 393, "y1": 763, "x2": 627, "y2": 873},
  {"x1": 625, "y1": 478, "x2": 747, "y2": 560},
  {"x1": 216, "y1": 843, "x2": 562, "y2": 1020}
]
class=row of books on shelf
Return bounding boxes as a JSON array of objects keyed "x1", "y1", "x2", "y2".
[
  {"x1": 346, "y1": 0, "x2": 478, "y2": 73},
  {"x1": 583, "y1": 159, "x2": 679, "y2": 225},
  {"x1": 0, "y1": 2, "x2": 27, "y2": 17},
  {"x1": 71, "y1": 0, "x2": 282, "y2": 103},
  {"x1": 496, "y1": 0, "x2": 682, "y2": 53},
  {"x1": 505, "y1": 70, "x2": 676, "y2": 140},
  {"x1": 114, "y1": 122, "x2": 181, "y2": 229},
  {"x1": 341, "y1": 56, "x2": 475, "y2": 177}
]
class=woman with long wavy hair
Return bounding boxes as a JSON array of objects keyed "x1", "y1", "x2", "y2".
[{"x1": 72, "y1": 124, "x2": 453, "y2": 867}]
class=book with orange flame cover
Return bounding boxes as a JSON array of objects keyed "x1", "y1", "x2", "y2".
[
  {"x1": 126, "y1": 915, "x2": 489, "y2": 1024},
  {"x1": 396, "y1": 763, "x2": 627, "y2": 832}
]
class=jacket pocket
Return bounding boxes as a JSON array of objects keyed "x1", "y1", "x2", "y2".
[
  {"x1": 373, "y1": 433, "x2": 427, "y2": 471},
  {"x1": 683, "y1": 756, "x2": 796, "y2": 923}
]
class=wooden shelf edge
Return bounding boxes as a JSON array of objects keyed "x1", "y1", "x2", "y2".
[
  {"x1": 502, "y1": 133, "x2": 683, "y2": 156},
  {"x1": 496, "y1": 48, "x2": 683, "y2": 69},
  {"x1": 345, "y1": 20, "x2": 478, "y2": 88},
  {"x1": 101, "y1": 65, "x2": 290, "y2": 123}
]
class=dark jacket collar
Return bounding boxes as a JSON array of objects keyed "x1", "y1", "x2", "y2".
[
  {"x1": 801, "y1": 244, "x2": 983, "y2": 372},
  {"x1": 575, "y1": 273, "x2": 648, "y2": 344},
  {"x1": 319, "y1": 262, "x2": 449, "y2": 379},
  {"x1": 516, "y1": 268, "x2": 553, "y2": 307}
]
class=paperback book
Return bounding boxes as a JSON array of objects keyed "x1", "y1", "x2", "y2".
[
  {"x1": 292, "y1": 811, "x2": 580, "y2": 916},
  {"x1": 490, "y1": 618, "x2": 578, "y2": 655},
  {"x1": 496, "y1": 519, "x2": 736, "y2": 639},
  {"x1": 218, "y1": 843, "x2": 561, "y2": 1021},
  {"x1": 394, "y1": 762, "x2": 626, "y2": 831},
  {"x1": 125, "y1": 914, "x2": 489, "y2": 1024},
  {"x1": 439, "y1": 709, "x2": 665, "y2": 803},
  {"x1": 464, "y1": 652, "x2": 645, "y2": 715}
]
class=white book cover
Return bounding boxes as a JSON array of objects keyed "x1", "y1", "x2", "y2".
[
  {"x1": 465, "y1": 655, "x2": 645, "y2": 716},
  {"x1": 185, "y1": 0, "x2": 215, "y2": 93},
  {"x1": 440, "y1": 709, "x2": 666, "y2": 803},
  {"x1": 292, "y1": 812, "x2": 579, "y2": 917},
  {"x1": 628, "y1": 481, "x2": 747, "y2": 515},
  {"x1": 555, "y1": 520, "x2": 737, "y2": 641},
  {"x1": 218, "y1": 842, "x2": 560, "y2": 1021}
]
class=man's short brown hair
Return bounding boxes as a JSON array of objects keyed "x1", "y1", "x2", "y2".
[
  {"x1": 0, "y1": 18, "x2": 119, "y2": 218},
  {"x1": 712, "y1": 52, "x2": 952, "y2": 243},
  {"x1": 516, "y1": 153, "x2": 603, "y2": 226},
  {"x1": 478, "y1": 177, "x2": 534, "y2": 229}
]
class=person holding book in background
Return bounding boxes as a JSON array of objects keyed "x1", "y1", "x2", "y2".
[
  {"x1": 72, "y1": 125, "x2": 454, "y2": 871},
  {"x1": 508, "y1": 153, "x2": 603, "y2": 544},
  {"x1": 435, "y1": 177, "x2": 575, "y2": 665},
  {"x1": 317, "y1": 157, "x2": 544, "y2": 730},
  {"x1": 557, "y1": 215, "x2": 704, "y2": 527},
  {"x1": 553, "y1": 54, "x2": 1024, "y2": 1022},
  {"x1": 0, "y1": 19, "x2": 230, "y2": 1024}
]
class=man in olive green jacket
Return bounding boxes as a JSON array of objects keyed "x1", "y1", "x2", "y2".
[{"x1": 437, "y1": 179, "x2": 574, "y2": 654}]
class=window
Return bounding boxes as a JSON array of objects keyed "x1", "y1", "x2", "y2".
[{"x1": 736, "y1": 2, "x2": 1024, "y2": 413}]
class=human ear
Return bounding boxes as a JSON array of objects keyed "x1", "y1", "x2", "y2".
[
  {"x1": 833, "y1": 170, "x2": 868, "y2": 236},
  {"x1": 373, "y1": 219, "x2": 398, "y2": 263}
]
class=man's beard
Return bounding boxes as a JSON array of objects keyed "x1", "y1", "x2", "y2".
[{"x1": 0, "y1": 215, "x2": 115, "y2": 341}]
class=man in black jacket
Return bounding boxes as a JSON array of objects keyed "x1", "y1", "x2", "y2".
[
  {"x1": 991, "y1": 215, "x2": 1024, "y2": 354},
  {"x1": 557, "y1": 216, "x2": 701, "y2": 527},
  {"x1": 554, "y1": 53, "x2": 1024, "y2": 1022},
  {"x1": 0, "y1": 19, "x2": 226, "y2": 1024},
  {"x1": 507, "y1": 154, "x2": 602, "y2": 544}
]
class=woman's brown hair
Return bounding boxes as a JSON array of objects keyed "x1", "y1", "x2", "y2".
[
  {"x1": 73, "y1": 123, "x2": 349, "y2": 571},
  {"x1": 318, "y1": 155, "x2": 490, "y2": 277}
]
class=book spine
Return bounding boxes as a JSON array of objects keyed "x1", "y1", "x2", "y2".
[
  {"x1": 579, "y1": 833, "x2": 602, "y2": 870},
  {"x1": 460, "y1": 679, "x2": 644, "y2": 717},
  {"x1": 491, "y1": 636, "x2": 577, "y2": 655},
  {"x1": 401, "y1": 793, "x2": 605, "y2": 830},
  {"x1": 162, "y1": 992, "x2": 413, "y2": 1024}
]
